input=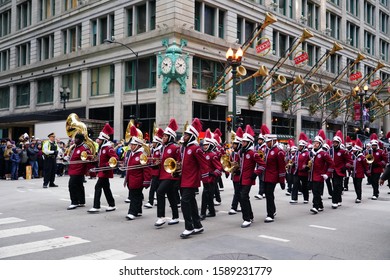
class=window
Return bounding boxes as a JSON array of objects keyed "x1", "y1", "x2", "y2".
[
  {"x1": 63, "y1": 24, "x2": 82, "y2": 54},
  {"x1": 62, "y1": 72, "x2": 82, "y2": 99},
  {"x1": 39, "y1": 0, "x2": 55, "y2": 21},
  {"x1": 346, "y1": 0, "x2": 359, "y2": 17},
  {"x1": 301, "y1": 0, "x2": 319, "y2": 30},
  {"x1": 328, "y1": 0, "x2": 340, "y2": 5},
  {"x1": 380, "y1": 71, "x2": 390, "y2": 81},
  {"x1": 380, "y1": 39, "x2": 389, "y2": 62},
  {"x1": 272, "y1": 30, "x2": 295, "y2": 59},
  {"x1": 236, "y1": 17, "x2": 255, "y2": 46},
  {"x1": 63, "y1": 0, "x2": 78, "y2": 11},
  {"x1": 346, "y1": 21, "x2": 359, "y2": 48},
  {"x1": 16, "y1": 82, "x2": 30, "y2": 107},
  {"x1": 364, "y1": 31, "x2": 375, "y2": 55},
  {"x1": 270, "y1": 0, "x2": 293, "y2": 18},
  {"x1": 380, "y1": 11, "x2": 389, "y2": 35},
  {"x1": 126, "y1": 0, "x2": 156, "y2": 37},
  {"x1": 91, "y1": 14, "x2": 115, "y2": 46},
  {"x1": 0, "y1": 9, "x2": 11, "y2": 38},
  {"x1": 90, "y1": 65, "x2": 115, "y2": 96},
  {"x1": 0, "y1": 87, "x2": 10, "y2": 109},
  {"x1": 194, "y1": 1, "x2": 225, "y2": 39},
  {"x1": 380, "y1": 0, "x2": 389, "y2": 8},
  {"x1": 364, "y1": 1, "x2": 375, "y2": 26},
  {"x1": 0, "y1": 0, "x2": 11, "y2": 5},
  {"x1": 326, "y1": 11, "x2": 341, "y2": 40},
  {"x1": 0, "y1": 49, "x2": 10, "y2": 72},
  {"x1": 239, "y1": 68, "x2": 264, "y2": 97},
  {"x1": 364, "y1": 65, "x2": 375, "y2": 84},
  {"x1": 125, "y1": 56, "x2": 156, "y2": 91},
  {"x1": 326, "y1": 53, "x2": 342, "y2": 74},
  {"x1": 37, "y1": 34, "x2": 54, "y2": 61},
  {"x1": 271, "y1": 76, "x2": 293, "y2": 103},
  {"x1": 17, "y1": 0, "x2": 32, "y2": 30},
  {"x1": 192, "y1": 57, "x2": 224, "y2": 91},
  {"x1": 302, "y1": 42, "x2": 320, "y2": 67},
  {"x1": 37, "y1": 78, "x2": 54, "y2": 104},
  {"x1": 16, "y1": 42, "x2": 31, "y2": 67}
]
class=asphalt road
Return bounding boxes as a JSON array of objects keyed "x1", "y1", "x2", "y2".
[{"x1": 0, "y1": 174, "x2": 389, "y2": 260}]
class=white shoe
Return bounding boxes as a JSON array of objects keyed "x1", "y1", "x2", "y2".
[
  {"x1": 264, "y1": 217, "x2": 274, "y2": 223},
  {"x1": 124, "y1": 198, "x2": 130, "y2": 203},
  {"x1": 228, "y1": 209, "x2": 237, "y2": 215},
  {"x1": 318, "y1": 208, "x2": 324, "y2": 212},
  {"x1": 126, "y1": 214, "x2": 135, "y2": 220},
  {"x1": 106, "y1": 206, "x2": 116, "y2": 212},
  {"x1": 254, "y1": 194, "x2": 262, "y2": 200},
  {"x1": 331, "y1": 203, "x2": 338, "y2": 209},
  {"x1": 144, "y1": 203, "x2": 153, "y2": 208},
  {"x1": 337, "y1": 202, "x2": 342, "y2": 207},
  {"x1": 194, "y1": 227, "x2": 204, "y2": 234},
  {"x1": 355, "y1": 199, "x2": 361, "y2": 203},
  {"x1": 87, "y1": 208, "x2": 100, "y2": 213},
  {"x1": 372, "y1": 196, "x2": 378, "y2": 200},
  {"x1": 154, "y1": 218, "x2": 166, "y2": 227},
  {"x1": 241, "y1": 220, "x2": 252, "y2": 228},
  {"x1": 262, "y1": 194, "x2": 266, "y2": 198},
  {"x1": 310, "y1": 208, "x2": 318, "y2": 214},
  {"x1": 180, "y1": 229, "x2": 194, "y2": 238},
  {"x1": 303, "y1": 200, "x2": 308, "y2": 204},
  {"x1": 67, "y1": 204, "x2": 78, "y2": 210},
  {"x1": 168, "y1": 218, "x2": 179, "y2": 225},
  {"x1": 214, "y1": 200, "x2": 221, "y2": 206},
  {"x1": 289, "y1": 200, "x2": 297, "y2": 204}
]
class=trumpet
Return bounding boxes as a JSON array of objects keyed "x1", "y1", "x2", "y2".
[
  {"x1": 258, "y1": 150, "x2": 265, "y2": 160},
  {"x1": 365, "y1": 154, "x2": 374, "y2": 164},
  {"x1": 90, "y1": 157, "x2": 118, "y2": 172},
  {"x1": 307, "y1": 160, "x2": 313, "y2": 170},
  {"x1": 285, "y1": 160, "x2": 294, "y2": 171}
]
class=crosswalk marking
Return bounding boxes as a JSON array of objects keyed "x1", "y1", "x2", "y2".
[
  {"x1": 309, "y1": 225, "x2": 336, "y2": 231},
  {"x1": 0, "y1": 217, "x2": 25, "y2": 225},
  {"x1": 0, "y1": 236, "x2": 90, "y2": 259},
  {"x1": 258, "y1": 235, "x2": 290, "y2": 242},
  {"x1": 65, "y1": 249, "x2": 135, "y2": 260},
  {"x1": 0, "y1": 225, "x2": 54, "y2": 239}
]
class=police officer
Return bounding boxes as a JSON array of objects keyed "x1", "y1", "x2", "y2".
[{"x1": 42, "y1": 132, "x2": 59, "y2": 188}]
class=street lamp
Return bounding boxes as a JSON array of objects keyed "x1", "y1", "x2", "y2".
[
  {"x1": 104, "y1": 38, "x2": 139, "y2": 121},
  {"x1": 226, "y1": 47, "x2": 243, "y2": 128},
  {"x1": 355, "y1": 84, "x2": 369, "y2": 131},
  {"x1": 59, "y1": 86, "x2": 70, "y2": 109}
]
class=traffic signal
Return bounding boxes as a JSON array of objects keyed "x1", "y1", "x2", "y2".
[
  {"x1": 226, "y1": 115, "x2": 233, "y2": 132},
  {"x1": 235, "y1": 115, "x2": 244, "y2": 128}
]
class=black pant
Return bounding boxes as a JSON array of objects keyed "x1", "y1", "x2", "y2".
[
  {"x1": 239, "y1": 185, "x2": 253, "y2": 222},
  {"x1": 326, "y1": 177, "x2": 333, "y2": 197},
  {"x1": 128, "y1": 188, "x2": 143, "y2": 215},
  {"x1": 201, "y1": 182, "x2": 216, "y2": 216},
  {"x1": 93, "y1": 177, "x2": 115, "y2": 208},
  {"x1": 68, "y1": 175, "x2": 85, "y2": 205},
  {"x1": 43, "y1": 157, "x2": 56, "y2": 186},
  {"x1": 214, "y1": 180, "x2": 221, "y2": 203},
  {"x1": 181, "y1": 188, "x2": 202, "y2": 231},
  {"x1": 332, "y1": 174, "x2": 344, "y2": 204},
  {"x1": 231, "y1": 181, "x2": 241, "y2": 211},
  {"x1": 344, "y1": 175, "x2": 350, "y2": 190},
  {"x1": 292, "y1": 175, "x2": 309, "y2": 201},
  {"x1": 371, "y1": 173, "x2": 381, "y2": 197},
  {"x1": 311, "y1": 181, "x2": 324, "y2": 210},
  {"x1": 148, "y1": 175, "x2": 159, "y2": 205},
  {"x1": 258, "y1": 178, "x2": 265, "y2": 195},
  {"x1": 286, "y1": 173, "x2": 293, "y2": 193},
  {"x1": 353, "y1": 177, "x2": 363, "y2": 200},
  {"x1": 264, "y1": 182, "x2": 276, "y2": 218},
  {"x1": 157, "y1": 179, "x2": 179, "y2": 219}
]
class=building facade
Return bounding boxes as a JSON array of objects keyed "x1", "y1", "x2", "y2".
[{"x1": 0, "y1": 0, "x2": 389, "y2": 142}]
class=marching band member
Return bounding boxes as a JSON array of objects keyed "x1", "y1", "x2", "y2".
[
  {"x1": 200, "y1": 129, "x2": 223, "y2": 220},
  {"x1": 291, "y1": 132, "x2": 310, "y2": 204},
  {"x1": 262, "y1": 128, "x2": 285, "y2": 223},
  {"x1": 285, "y1": 139, "x2": 296, "y2": 196},
  {"x1": 154, "y1": 119, "x2": 181, "y2": 227},
  {"x1": 254, "y1": 127, "x2": 267, "y2": 199},
  {"x1": 179, "y1": 118, "x2": 209, "y2": 238},
  {"x1": 213, "y1": 128, "x2": 225, "y2": 198},
  {"x1": 88, "y1": 123, "x2": 118, "y2": 213},
  {"x1": 228, "y1": 127, "x2": 243, "y2": 215},
  {"x1": 323, "y1": 139, "x2": 333, "y2": 199},
  {"x1": 239, "y1": 124, "x2": 265, "y2": 228},
  {"x1": 65, "y1": 133, "x2": 92, "y2": 210},
  {"x1": 330, "y1": 130, "x2": 353, "y2": 209},
  {"x1": 144, "y1": 128, "x2": 164, "y2": 209},
  {"x1": 343, "y1": 136, "x2": 354, "y2": 191},
  {"x1": 369, "y1": 134, "x2": 387, "y2": 200},
  {"x1": 351, "y1": 139, "x2": 370, "y2": 203},
  {"x1": 124, "y1": 126, "x2": 151, "y2": 220},
  {"x1": 363, "y1": 142, "x2": 372, "y2": 185},
  {"x1": 309, "y1": 130, "x2": 334, "y2": 214}
]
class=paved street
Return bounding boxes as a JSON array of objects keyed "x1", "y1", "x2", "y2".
[{"x1": 0, "y1": 174, "x2": 389, "y2": 260}]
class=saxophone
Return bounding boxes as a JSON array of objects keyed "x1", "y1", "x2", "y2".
[{"x1": 65, "y1": 113, "x2": 97, "y2": 155}]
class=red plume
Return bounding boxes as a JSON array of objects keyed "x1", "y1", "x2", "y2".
[
  {"x1": 346, "y1": 136, "x2": 352, "y2": 143},
  {"x1": 191, "y1": 118, "x2": 202, "y2": 134},
  {"x1": 236, "y1": 127, "x2": 244, "y2": 138},
  {"x1": 204, "y1": 128, "x2": 212, "y2": 139},
  {"x1": 245, "y1": 124, "x2": 255, "y2": 137},
  {"x1": 130, "y1": 125, "x2": 138, "y2": 137},
  {"x1": 288, "y1": 138, "x2": 295, "y2": 147},
  {"x1": 355, "y1": 138, "x2": 362, "y2": 148},
  {"x1": 299, "y1": 132, "x2": 308, "y2": 142},
  {"x1": 318, "y1": 129, "x2": 326, "y2": 141},
  {"x1": 370, "y1": 133, "x2": 378, "y2": 140},
  {"x1": 386, "y1": 131, "x2": 390, "y2": 138},
  {"x1": 156, "y1": 128, "x2": 164, "y2": 139},
  {"x1": 260, "y1": 124, "x2": 270, "y2": 135},
  {"x1": 167, "y1": 118, "x2": 178, "y2": 132},
  {"x1": 308, "y1": 139, "x2": 312, "y2": 144},
  {"x1": 213, "y1": 128, "x2": 222, "y2": 137},
  {"x1": 326, "y1": 139, "x2": 332, "y2": 146},
  {"x1": 335, "y1": 130, "x2": 343, "y2": 143},
  {"x1": 102, "y1": 123, "x2": 114, "y2": 135}
]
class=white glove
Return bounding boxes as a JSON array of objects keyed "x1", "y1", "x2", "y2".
[
  {"x1": 321, "y1": 174, "x2": 328, "y2": 180},
  {"x1": 63, "y1": 156, "x2": 70, "y2": 162}
]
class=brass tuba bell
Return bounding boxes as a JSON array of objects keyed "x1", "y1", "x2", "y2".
[
  {"x1": 365, "y1": 154, "x2": 374, "y2": 164},
  {"x1": 66, "y1": 113, "x2": 97, "y2": 155},
  {"x1": 164, "y1": 157, "x2": 177, "y2": 174}
]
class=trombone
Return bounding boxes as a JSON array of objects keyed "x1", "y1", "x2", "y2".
[
  {"x1": 89, "y1": 157, "x2": 118, "y2": 172},
  {"x1": 163, "y1": 157, "x2": 181, "y2": 174},
  {"x1": 262, "y1": 75, "x2": 305, "y2": 99},
  {"x1": 118, "y1": 153, "x2": 159, "y2": 171},
  {"x1": 63, "y1": 151, "x2": 97, "y2": 165}
]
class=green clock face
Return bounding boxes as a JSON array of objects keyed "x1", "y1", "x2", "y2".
[
  {"x1": 161, "y1": 57, "x2": 173, "y2": 75},
  {"x1": 175, "y1": 57, "x2": 187, "y2": 75}
]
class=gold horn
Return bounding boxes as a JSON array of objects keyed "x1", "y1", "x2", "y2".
[
  {"x1": 309, "y1": 83, "x2": 320, "y2": 93},
  {"x1": 365, "y1": 94, "x2": 379, "y2": 104},
  {"x1": 163, "y1": 157, "x2": 177, "y2": 174},
  {"x1": 300, "y1": 28, "x2": 314, "y2": 43},
  {"x1": 236, "y1": 66, "x2": 268, "y2": 86},
  {"x1": 330, "y1": 41, "x2": 344, "y2": 54},
  {"x1": 236, "y1": 65, "x2": 247, "y2": 77},
  {"x1": 125, "y1": 119, "x2": 143, "y2": 143},
  {"x1": 356, "y1": 52, "x2": 366, "y2": 63},
  {"x1": 264, "y1": 75, "x2": 287, "y2": 92},
  {"x1": 366, "y1": 154, "x2": 374, "y2": 164},
  {"x1": 66, "y1": 113, "x2": 97, "y2": 155},
  {"x1": 270, "y1": 75, "x2": 305, "y2": 95},
  {"x1": 262, "y1": 12, "x2": 277, "y2": 29}
]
